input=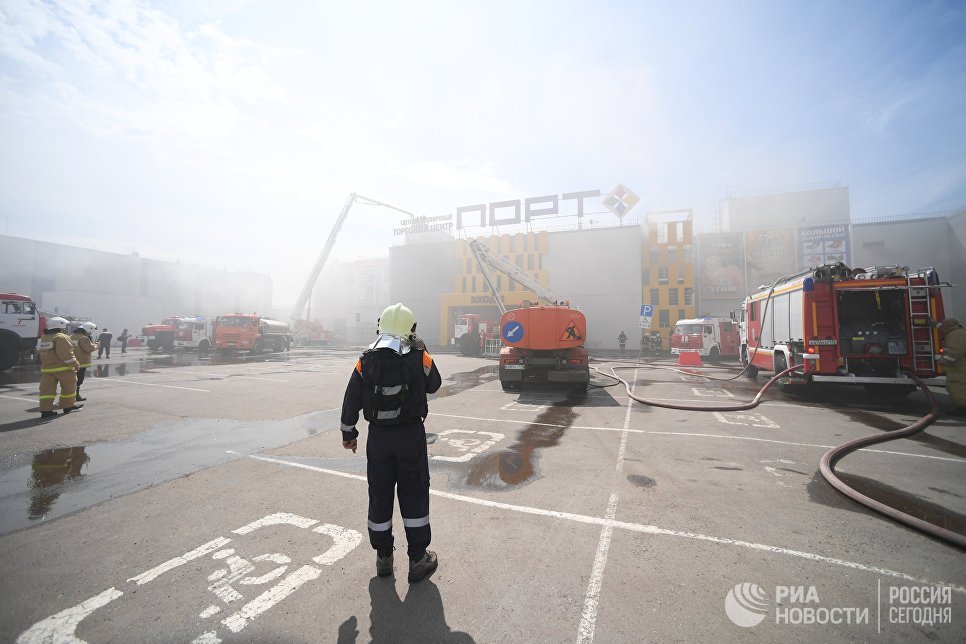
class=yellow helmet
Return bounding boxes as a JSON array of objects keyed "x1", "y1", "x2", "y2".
[{"x1": 378, "y1": 303, "x2": 416, "y2": 337}]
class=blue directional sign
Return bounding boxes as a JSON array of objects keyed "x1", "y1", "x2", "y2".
[{"x1": 502, "y1": 320, "x2": 525, "y2": 343}]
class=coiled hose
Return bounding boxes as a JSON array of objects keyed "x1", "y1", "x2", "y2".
[{"x1": 599, "y1": 362, "x2": 965, "y2": 549}]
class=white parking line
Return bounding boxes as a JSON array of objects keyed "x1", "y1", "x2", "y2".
[
  {"x1": 577, "y1": 367, "x2": 636, "y2": 644},
  {"x1": 90, "y1": 379, "x2": 210, "y2": 393},
  {"x1": 0, "y1": 394, "x2": 34, "y2": 404},
  {"x1": 431, "y1": 413, "x2": 964, "y2": 463},
  {"x1": 246, "y1": 453, "x2": 966, "y2": 595},
  {"x1": 163, "y1": 370, "x2": 289, "y2": 383}
]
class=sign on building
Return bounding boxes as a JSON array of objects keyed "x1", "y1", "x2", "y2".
[{"x1": 799, "y1": 224, "x2": 851, "y2": 270}]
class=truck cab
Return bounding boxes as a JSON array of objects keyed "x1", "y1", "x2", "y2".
[
  {"x1": 0, "y1": 293, "x2": 41, "y2": 371},
  {"x1": 670, "y1": 316, "x2": 739, "y2": 361},
  {"x1": 175, "y1": 317, "x2": 214, "y2": 351}
]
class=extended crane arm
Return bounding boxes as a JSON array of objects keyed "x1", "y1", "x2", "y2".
[
  {"x1": 291, "y1": 193, "x2": 417, "y2": 326},
  {"x1": 467, "y1": 238, "x2": 572, "y2": 310}
]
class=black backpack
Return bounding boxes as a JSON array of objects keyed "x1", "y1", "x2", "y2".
[{"x1": 360, "y1": 349, "x2": 426, "y2": 425}]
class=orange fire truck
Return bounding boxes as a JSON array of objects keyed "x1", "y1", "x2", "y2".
[
  {"x1": 213, "y1": 314, "x2": 292, "y2": 354},
  {"x1": 739, "y1": 263, "x2": 949, "y2": 395},
  {"x1": 465, "y1": 239, "x2": 590, "y2": 390}
]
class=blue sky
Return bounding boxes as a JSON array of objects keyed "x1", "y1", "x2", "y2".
[{"x1": 1, "y1": 0, "x2": 964, "y2": 306}]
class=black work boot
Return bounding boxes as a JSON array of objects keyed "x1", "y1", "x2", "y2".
[
  {"x1": 408, "y1": 551, "x2": 438, "y2": 583},
  {"x1": 62, "y1": 404, "x2": 84, "y2": 414},
  {"x1": 40, "y1": 411, "x2": 58, "y2": 419},
  {"x1": 376, "y1": 551, "x2": 393, "y2": 577}
]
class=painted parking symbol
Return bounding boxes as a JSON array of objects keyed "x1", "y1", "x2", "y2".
[
  {"x1": 712, "y1": 411, "x2": 780, "y2": 428},
  {"x1": 502, "y1": 321, "x2": 524, "y2": 343},
  {"x1": 431, "y1": 429, "x2": 505, "y2": 462},
  {"x1": 501, "y1": 401, "x2": 549, "y2": 412},
  {"x1": 691, "y1": 387, "x2": 734, "y2": 398},
  {"x1": 16, "y1": 513, "x2": 362, "y2": 644}
]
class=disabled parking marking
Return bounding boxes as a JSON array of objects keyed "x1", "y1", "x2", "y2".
[
  {"x1": 690, "y1": 387, "x2": 734, "y2": 398},
  {"x1": 712, "y1": 411, "x2": 779, "y2": 428},
  {"x1": 501, "y1": 401, "x2": 549, "y2": 412},
  {"x1": 16, "y1": 512, "x2": 362, "y2": 644},
  {"x1": 431, "y1": 429, "x2": 505, "y2": 462}
]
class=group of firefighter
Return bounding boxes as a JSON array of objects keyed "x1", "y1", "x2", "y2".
[{"x1": 36, "y1": 317, "x2": 105, "y2": 419}]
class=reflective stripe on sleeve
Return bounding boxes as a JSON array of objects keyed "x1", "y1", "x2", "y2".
[
  {"x1": 368, "y1": 519, "x2": 392, "y2": 532},
  {"x1": 340, "y1": 423, "x2": 356, "y2": 433},
  {"x1": 402, "y1": 515, "x2": 430, "y2": 528}
]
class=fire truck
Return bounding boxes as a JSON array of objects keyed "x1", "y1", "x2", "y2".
[
  {"x1": 174, "y1": 317, "x2": 214, "y2": 351},
  {"x1": 452, "y1": 313, "x2": 499, "y2": 356},
  {"x1": 670, "y1": 316, "x2": 740, "y2": 361},
  {"x1": 292, "y1": 319, "x2": 337, "y2": 346},
  {"x1": 739, "y1": 263, "x2": 949, "y2": 395},
  {"x1": 467, "y1": 239, "x2": 590, "y2": 390},
  {"x1": 141, "y1": 316, "x2": 184, "y2": 351},
  {"x1": 0, "y1": 293, "x2": 42, "y2": 371},
  {"x1": 213, "y1": 314, "x2": 292, "y2": 354}
]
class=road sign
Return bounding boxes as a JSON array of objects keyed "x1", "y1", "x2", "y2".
[
  {"x1": 502, "y1": 320, "x2": 524, "y2": 343},
  {"x1": 640, "y1": 304, "x2": 653, "y2": 330}
]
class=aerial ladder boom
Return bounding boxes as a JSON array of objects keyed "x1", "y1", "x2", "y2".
[
  {"x1": 467, "y1": 238, "x2": 572, "y2": 309},
  {"x1": 291, "y1": 193, "x2": 417, "y2": 327}
]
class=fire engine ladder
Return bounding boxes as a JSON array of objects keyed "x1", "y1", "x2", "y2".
[
  {"x1": 467, "y1": 238, "x2": 572, "y2": 310},
  {"x1": 906, "y1": 268, "x2": 936, "y2": 372}
]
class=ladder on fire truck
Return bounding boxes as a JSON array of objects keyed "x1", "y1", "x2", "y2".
[
  {"x1": 907, "y1": 267, "x2": 938, "y2": 373},
  {"x1": 467, "y1": 239, "x2": 572, "y2": 314}
]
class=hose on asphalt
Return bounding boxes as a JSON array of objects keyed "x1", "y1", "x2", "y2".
[{"x1": 595, "y1": 362, "x2": 964, "y2": 549}]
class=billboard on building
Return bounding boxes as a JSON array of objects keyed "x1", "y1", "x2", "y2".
[
  {"x1": 699, "y1": 232, "x2": 745, "y2": 299},
  {"x1": 745, "y1": 228, "x2": 797, "y2": 290},
  {"x1": 799, "y1": 224, "x2": 851, "y2": 270}
]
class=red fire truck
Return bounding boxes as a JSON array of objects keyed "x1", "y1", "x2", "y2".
[
  {"x1": 670, "y1": 316, "x2": 740, "y2": 361},
  {"x1": 739, "y1": 263, "x2": 949, "y2": 395},
  {"x1": 452, "y1": 313, "x2": 499, "y2": 356},
  {"x1": 141, "y1": 316, "x2": 185, "y2": 351}
]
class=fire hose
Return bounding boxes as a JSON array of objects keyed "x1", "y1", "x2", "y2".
[{"x1": 597, "y1": 363, "x2": 966, "y2": 549}]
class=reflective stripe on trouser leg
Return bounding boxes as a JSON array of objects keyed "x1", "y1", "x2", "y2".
[
  {"x1": 56, "y1": 372, "x2": 78, "y2": 409},
  {"x1": 39, "y1": 373, "x2": 58, "y2": 412},
  {"x1": 396, "y1": 425, "x2": 431, "y2": 560},
  {"x1": 366, "y1": 431, "x2": 396, "y2": 554}
]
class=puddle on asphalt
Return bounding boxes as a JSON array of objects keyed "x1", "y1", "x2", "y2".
[
  {"x1": 0, "y1": 410, "x2": 341, "y2": 536},
  {"x1": 627, "y1": 474, "x2": 655, "y2": 488},
  {"x1": 439, "y1": 396, "x2": 580, "y2": 492},
  {"x1": 806, "y1": 471, "x2": 966, "y2": 534},
  {"x1": 431, "y1": 365, "x2": 499, "y2": 399}
]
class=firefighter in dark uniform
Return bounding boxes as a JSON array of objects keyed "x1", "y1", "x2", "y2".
[
  {"x1": 38, "y1": 316, "x2": 83, "y2": 419},
  {"x1": 341, "y1": 303, "x2": 442, "y2": 582}
]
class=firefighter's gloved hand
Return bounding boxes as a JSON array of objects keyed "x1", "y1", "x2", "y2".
[
  {"x1": 342, "y1": 439, "x2": 357, "y2": 454},
  {"x1": 409, "y1": 334, "x2": 426, "y2": 351}
]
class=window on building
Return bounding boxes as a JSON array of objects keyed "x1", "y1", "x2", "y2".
[
  {"x1": 659, "y1": 309, "x2": 669, "y2": 328},
  {"x1": 649, "y1": 247, "x2": 658, "y2": 265},
  {"x1": 675, "y1": 221, "x2": 685, "y2": 243},
  {"x1": 683, "y1": 246, "x2": 693, "y2": 263},
  {"x1": 466, "y1": 257, "x2": 472, "y2": 273},
  {"x1": 658, "y1": 267, "x2": 669, "y2": 284},
  {"x1": 667, "y1": 246, "x2": 677, "y2": 263},
  {"x1": 677, "y1": 267, "x2": 685, "y2": 283},
  {"x1": 684, "y1": 287, "x2": 693, "y2": 305},
  {"x1": 509, "y1": 236, "x2": 516, "y2": 252},
  {"x1": 678, "y1": 309, "x2": 686, "y2": 321},
  {"x1": 650, "y1": 288, "x2": 660, "y2": 305},
  {"x1": 497, "y1": 275, "x2": 502, "y2": 291},
  {"x1": 657, "y1": 224, "x2": 668, "y2": 244},
  {"x1": 515, "y1": 255, "x2": 523, "y2": 268},
  {"x1": 669, "y1": 288, "x2": 679, "y2": 305},
  {"x1": 642, "y1": 267, "x2": 650, "y2": 284},
  {"x1": 509, "y1": 279, "x2": 515, "y2": 291},
  {"x1": 528, "y1": 254, "x2": 535, "y2": 270},
  {"x1": 472, "y1": 276, "x2": 477, "y2": 292},
  {"x1": 462, "y1": 276, "x2": 466, "y2": 292}
]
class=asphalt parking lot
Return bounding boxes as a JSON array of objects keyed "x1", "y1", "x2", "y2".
[{"x1": 0, "y1": 347, "x2": 963, "y2": 642}]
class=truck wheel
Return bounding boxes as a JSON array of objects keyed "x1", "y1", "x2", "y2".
[
  {"x1": 708, "y1": 347, "x2": 720, "y2": 362},
  {"x1": 741, "y1": 348, "x2": 759, "y2": 379},
  {"x1": 198, "y1": 340, "x2": 210, "y2": 352},
  {"x1": 0, "y1": 339, "x2": 19, "y2": 371},
  {"x1": 252, "y1": 340, "x2": 262, "y2": 354},
  {"x1": 774, "y1": 354, "x2": 799, "y2": 393},
  {"x1": 501, "y1": 380, "x2": 519, "y2": 392},
  {"x1": 147, "y1": 339, "x2": 160, "y2": 350}
]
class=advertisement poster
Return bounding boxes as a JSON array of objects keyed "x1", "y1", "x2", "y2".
[
  {"x1": 745, "y1": 229, "x2": 797, "y2": 290},
  {"x1": 699, "y1": 232, "x2": 745, "y2": 299},
  {"x1": 799, "y1": 224, "x2": 851, "y2": 270}
]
